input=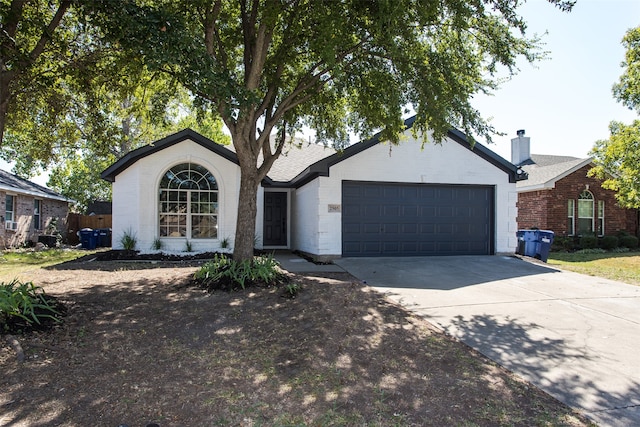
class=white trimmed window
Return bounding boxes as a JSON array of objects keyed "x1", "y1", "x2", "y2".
[
  {"x1": 5, "y1": 194, "x2": 15, "y2": 223},
  {"x1": 158, "y1": 163, "x2": 218, "y2": 239},
  {"x1": 34, "y1": 199, "x2": 41, "y2": 230},
  {"x1": 577, "y1": 190, "x2": 594, "y2": 235},
  {"x1": 597, "y1": 200, "x2": 604, "y2": 236},
  {"x1": 567, "y1": 199, "x2": 575, "y2": 235}
]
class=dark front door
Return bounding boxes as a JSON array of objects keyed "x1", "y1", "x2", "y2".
[{"x1": 263, "y1": 192, "x2": 287, "y2": 246}]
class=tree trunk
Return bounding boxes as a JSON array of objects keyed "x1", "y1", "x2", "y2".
[{"x1": 233, "y1": 162, "x2": 260, "y2": 262}]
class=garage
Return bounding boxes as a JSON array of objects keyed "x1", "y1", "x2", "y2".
[{"x1": 342, "y1": 181, "x2": 494, "y2": 257}]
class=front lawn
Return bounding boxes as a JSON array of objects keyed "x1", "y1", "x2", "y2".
[
  {"x1": 0, "y1": 249, "x2": 94, "y2": 281},
  {"x1": 0, "y1": 258, "x2": 594, "y2": 426},
  {"x1": 547, "y1": 252, "x2": 640, "y2": 285}
]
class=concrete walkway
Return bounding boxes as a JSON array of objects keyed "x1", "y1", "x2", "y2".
[
  {"x1": 334, "y1": 255, "x2": 640, "y2": 427},
  {"x1": 272, "y1": 251, "x2": 345, "y2": 274}
]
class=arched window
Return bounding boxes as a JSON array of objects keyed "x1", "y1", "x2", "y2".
[
  {"x1": 577, "y1": 190, "x2": 594, "y2": 235},
  {"x1": 158, "y1": 163, "x2": 218, "y2": 239}
]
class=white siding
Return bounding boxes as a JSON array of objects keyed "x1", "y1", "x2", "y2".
[
  {"x1": 291, "y1": 179, "x2": 320, "y2": 254},
  {"x1": 294, "y1": 131, "x2": 518, "y2": 256},
  {"x1": 111, "y1": 140, "x2": 242, "y2": 252}
]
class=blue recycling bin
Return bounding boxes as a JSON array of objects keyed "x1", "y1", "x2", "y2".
[
  {"x1": 535, "y1": 230, "x2": 555, "y2": 262},
  {"x1": 79, "y1": 228, "x2": 98, "y2": 250},
  {"x1": 516, "y1": 230, "x2": 539, "y2": 257}
]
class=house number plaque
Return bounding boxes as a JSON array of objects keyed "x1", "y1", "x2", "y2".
[{"x1": 328, "y1": 204, "x2": 341, "y2": 213}]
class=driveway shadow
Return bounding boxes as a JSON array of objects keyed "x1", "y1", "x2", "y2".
[{"x1": 335, "y1": 255, "x2": 558, "y2": 290}]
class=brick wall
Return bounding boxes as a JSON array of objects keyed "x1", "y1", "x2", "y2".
[
  {"x1": 0, "y1": 191, "x2": 69, "y2": 248},
  {"x1": 517, "y1": 165, "x2": 638, "y2": 237},
  {"x1": 516, "y1": 190, "x2": 550, "y2": 231}
]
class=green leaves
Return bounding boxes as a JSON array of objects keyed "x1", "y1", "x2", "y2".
[
  {"x1": 194, "y1": 254, "x2": 284, "y2": 291},
  {"x1": 590, "y1": 120, "x2": 640, "y2": 208},
  {"x1": 613, "y1": 26, "x2": 640, "y2": 113},
  {"x1": 0, "y1": 279, "x2": 62, "y2": 333},
  {"x1": 590, "y1": 26, "x2": 640, "y2": 209},
  {"x1": 91, "y1": 0, "x2": 555, "y2": 147},
  {"x1": 0, "y1": 0, "x2": 74, "y2": 141}
]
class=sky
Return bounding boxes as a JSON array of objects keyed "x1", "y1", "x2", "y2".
[
  {"x1": 470, "y1": 0, "x2": 639, "y2": 162},
  {"x1": 6, "y1": 0, "x2": 640, "y2": 187}
]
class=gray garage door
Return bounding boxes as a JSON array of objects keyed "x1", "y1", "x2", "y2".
[{"x1": 342, "y1": 181, "x2": 494, "y2": 257}]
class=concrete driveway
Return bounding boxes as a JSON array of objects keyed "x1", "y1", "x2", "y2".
[{"x1": 333, "y1": 255, "x2": 640, "y2": 427}]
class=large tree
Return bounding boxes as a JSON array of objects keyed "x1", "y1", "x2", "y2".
[
  {"x1": 590, "y1": 26, "x2": 640, "y2": 208},
  {"x1": 0, "y1": 2, "x2": 229, "y2": 210},
  {"x1": 0, "y1": 0, "x2": 74, "y2": 144},
  {"x1": 89, "y1": 0, "x2": 574, "y2": 261},
  {"x1": 39, "y1": 50, "x2": 229, "y2": 212},
  {"x1": 45, "y1": 90, "x2": 230, "y2": 212}
]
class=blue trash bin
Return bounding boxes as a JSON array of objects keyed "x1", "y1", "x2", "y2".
[
  {"x1": 517, "y1": 230, "x2": 539, "y2": 257},
  {"x1": 535, "y1": 230, "x2": 555, "y2": 262},
  {"x1": 79, "y1": 228, "x2": 98, "y2": 250}
]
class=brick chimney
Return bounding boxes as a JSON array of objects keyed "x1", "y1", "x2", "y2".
[{"x1": 511, "y1": 129, "x2": 530, "y2": 165}]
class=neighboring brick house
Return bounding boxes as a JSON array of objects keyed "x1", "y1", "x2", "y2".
[
  {"x1": 0, "y1": 169, "x2": 70, "y2": 248},
  {"x1": 512, "y1": 131, "x2": 638, "y2": 237}
]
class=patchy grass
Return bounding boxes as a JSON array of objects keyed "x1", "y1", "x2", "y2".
[
  {"x1": 0, "y1": 249, "x2": 95, "y2": 281},
  {"x1": 547, "y1": 252, "x2": 640, "y2": 285}
]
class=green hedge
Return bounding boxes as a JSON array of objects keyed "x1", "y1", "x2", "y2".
[
  {"x1": 619, "y1": 235, "x2": 639, "y2": 249},
  {"x1": 579, "y1": 235, "x2": 598, "y2": 249},
  {"x1": 601, "y1": 235, "x2": 619, "y2": 250}
]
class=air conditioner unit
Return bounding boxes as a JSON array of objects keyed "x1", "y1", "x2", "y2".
[{"x1": 4, "y1": 221, "x2": 17, "y2": 230}]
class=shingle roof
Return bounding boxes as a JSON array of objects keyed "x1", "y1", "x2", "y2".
[
  {"x1": 224, "y1": 138, "x2": 336, "y2": 182},
  {"x1": 268, "y1": 143, "x2": 337, "y2": 182},
  {"x1": 517, "y1": 154, "x2": 593, "y2": 190},
  {"x1": 0, "y1": 169, "x2": 69, "y2": 202}
]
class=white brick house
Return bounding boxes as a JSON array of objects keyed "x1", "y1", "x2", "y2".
[{"x1": 102, "y1": 116, "x2": 521, "y2": 259}]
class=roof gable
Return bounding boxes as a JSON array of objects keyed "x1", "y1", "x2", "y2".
[
  {"x1": 101, "y1": 129, "x2": 239, "y2": 182},
  {"x1": 0, "y1": 169, "x2": 68, "y2": 202},
  {"x1": 285, "y1": 116, "x2": 519, "y2": 187}
]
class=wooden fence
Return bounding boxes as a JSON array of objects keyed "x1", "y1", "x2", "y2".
[{"x1": 66, "y1": 213, "x2": 112, "y2": 245}]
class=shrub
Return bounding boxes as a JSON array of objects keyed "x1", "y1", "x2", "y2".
[
  {"x1": 151, "y1": 238, "x2": 162, "y2": 251},
  {"x1": 579, "y1": 235, "x2": 598, "y2": 249},
  {"x1": 0, "y1": 279, "x2": 62, "y2": 333},
  {"x1": 283, "y1": 282, "x2": 302, "y2": 299},
  {"x1": 601, "y1": 235, "x2": 619, "y2": 250},
  {"x1": 120, "y1": 228, "x2": 137, "y2": 250},
  {"x1": 551, "y1": 236, "x2": 575, "y2": 252},
  {"x1": 194, "y1": 254, "x2": 284, "y2": 291},
  {"x1": 619, "y1": 235, "x2": 639, "y2": 249},
  {"x1": 220, "y1": 237, "x2": 231, "y2": 249}
]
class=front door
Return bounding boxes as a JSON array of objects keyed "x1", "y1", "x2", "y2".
[{"x1": 263, "y1": 192, "x2": 287, "y2": 246}]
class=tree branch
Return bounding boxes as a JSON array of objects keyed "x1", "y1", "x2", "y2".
[
  {"x1": 3, "y1": 0, "x2": 26, "y2": 39},
  {"x1": 27, "y1": 0, "x2": 71, "y2": 65},
  {"x1": 203, "y1": 1, "x2": 222, "y2": 57},
  {"x1": 257, "y1": 120, "x2": 286, "y2": 179}
]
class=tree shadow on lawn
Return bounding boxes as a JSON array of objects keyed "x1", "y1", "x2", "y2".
[
  {"x1": 1, "y1": 267, "x2": 593, "y2": 426},
  {"x1": 440, "y1": 314, "x2": 640, "y2": 427}
]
